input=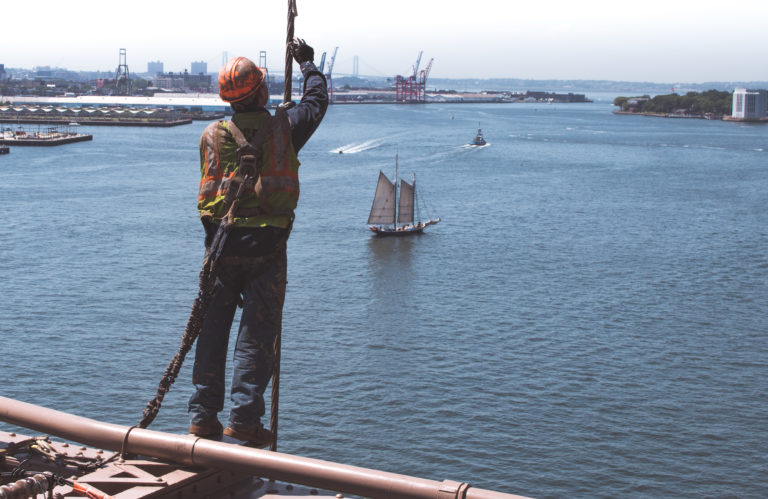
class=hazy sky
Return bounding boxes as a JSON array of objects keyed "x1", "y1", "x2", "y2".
[{"x1": 4, "y1": 0, "x2": 768, "y2": 83}]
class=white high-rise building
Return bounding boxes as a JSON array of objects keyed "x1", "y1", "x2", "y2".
[{"x1": 732, "y1": 88, "x2": 767, "y2": 119}]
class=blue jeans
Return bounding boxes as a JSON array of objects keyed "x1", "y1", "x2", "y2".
[{"x1": 188, "y1": 249, "x2": 287, "y2": 431}]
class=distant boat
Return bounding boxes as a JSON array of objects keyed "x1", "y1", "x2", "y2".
[
  {"x1": 368, "y1": 154, "x2": 440, "y2": 236},
  {"x1": 470, "y1": 123, "x2": 487, "y2": 146}
]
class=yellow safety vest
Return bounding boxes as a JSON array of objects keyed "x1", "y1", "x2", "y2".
[{"x1": 197, "y1": 110, "x2": 300, "y2": 228}]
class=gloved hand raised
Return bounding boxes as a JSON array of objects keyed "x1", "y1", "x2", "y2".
[{"x1": 289, "y1": 37, "x2": 314, "y2": 64}]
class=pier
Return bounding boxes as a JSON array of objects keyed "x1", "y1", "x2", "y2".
[
  {"x1": 0, "y1": 124, "x2": 93, "y2": 146},
  {"x1": 0, "y1": 103, "x2": 193, "y2": 127}
]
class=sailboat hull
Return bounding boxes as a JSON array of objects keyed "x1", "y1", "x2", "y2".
[
  {"x1": 370, "y1": 226, "x2": 425, "y2": 236},
  {"x1": 369, "y1": 218, "x2": 440, "y2": 236}
]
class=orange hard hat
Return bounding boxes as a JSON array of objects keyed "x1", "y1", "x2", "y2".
[{"x1": 218, "y1": 57, "x2": 267, "y2": 103}]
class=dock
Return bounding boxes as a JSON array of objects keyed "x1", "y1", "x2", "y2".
[
  {"x1": 0, "y1": 125, "x2": 93, "y2": 146},
  {"x1": 0, "y1": 104, "x2": 193, "y2": 127}
]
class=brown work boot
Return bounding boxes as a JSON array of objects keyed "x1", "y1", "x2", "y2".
[
  {"x1": 189, "y1": 419, "x2": 223, "y2": 440},
  {"x1": 223, "y1": 425, "x2": 273, "y2": 448}
]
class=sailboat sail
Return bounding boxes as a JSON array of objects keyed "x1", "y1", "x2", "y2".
[
  {"x1": 367, "y1": 171, "x2": 396, "y2": 224},
  {"x1": 397, "y1": 178, "x2": 414, "y2": 224}
]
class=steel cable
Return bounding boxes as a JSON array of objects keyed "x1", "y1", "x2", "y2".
[{"x1": 270, "y1": 0, "x2": 298, "y2": 453}]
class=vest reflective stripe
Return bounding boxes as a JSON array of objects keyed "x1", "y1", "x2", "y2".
[
  {"x1": 198, "y1": 171, "x2": 237, "y2": 202},
  {"x1": 197, "y1": 112, "x2": 300, "y2": 228}
]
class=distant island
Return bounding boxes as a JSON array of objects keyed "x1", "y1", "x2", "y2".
[{"x1": 613, "y1": 90, "x2": 732, "y2": 119}]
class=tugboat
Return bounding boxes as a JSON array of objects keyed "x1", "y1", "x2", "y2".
[{"x1": 470, "y1": 123, "x2": 487, "y2": 146}]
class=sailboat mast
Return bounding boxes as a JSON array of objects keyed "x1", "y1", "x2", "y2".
[
  {"x1": 413, "y1": 172, "x2": 419, "y2": 223},
  {"x1": 394, "y1": 153, "x2": 399, "y2": 229}
]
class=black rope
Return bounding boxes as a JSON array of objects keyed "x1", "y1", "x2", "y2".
[
  {"x1": 139, "y1": 175, "x2": 248, "y2": 429},
  {"x1": 138, "y1": 260, "x2": 217, "y2": 429}
]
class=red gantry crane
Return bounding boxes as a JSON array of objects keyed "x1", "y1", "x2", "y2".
[{"x1": 396, "y1": 51, "x2": 432, "y2": 103}]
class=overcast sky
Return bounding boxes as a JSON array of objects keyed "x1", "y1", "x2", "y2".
[{"x1": 3, "y1": 0, "x2": 767, "y2": 83}]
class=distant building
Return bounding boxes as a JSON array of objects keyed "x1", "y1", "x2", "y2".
[
  {"x1": 191, "y1": 61, "x2": 207, "y2": 75},
  {"x1": 732, "y1": 88, "x2": 767, "y2": 120},
  {"x1": 0, "y1": 64, "x2": 5, "y2": 81},
  {"x1": 148, "y1": 61, "x2": 164, "y2": 76},
  {"x1": 153, "y1": 70, "x2": 212, "y2": 92}
]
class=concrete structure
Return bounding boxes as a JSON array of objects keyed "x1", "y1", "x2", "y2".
[{"x1": 732, "y1": 88, "x2": 767, "y2": 120}]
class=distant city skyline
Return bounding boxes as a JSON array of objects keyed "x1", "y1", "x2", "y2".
[{"x1": 3, "y1": 0, "x2": 768, "y2": 83}]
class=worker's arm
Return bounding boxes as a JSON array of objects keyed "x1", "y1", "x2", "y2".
[{"x1": 286, "y1": 39, "x2": 328, "y2": 152}]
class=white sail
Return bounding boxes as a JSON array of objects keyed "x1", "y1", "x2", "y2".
[
  {"x1": 368, "y1": 171, "x2": 396, "y2": 224},
  {"x1": 398, "y1": 178, "x2": 414, "y2": 224}
]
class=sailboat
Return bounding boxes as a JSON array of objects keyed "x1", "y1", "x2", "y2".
[{"x1": 368, "y1": 154, "x2": 440, "y2": 236}]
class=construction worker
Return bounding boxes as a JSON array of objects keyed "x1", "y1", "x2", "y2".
[{"x1": 189, "y1": 39, "x2": 327, "y2": 448}]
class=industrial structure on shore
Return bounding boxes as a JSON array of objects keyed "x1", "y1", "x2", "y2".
[
  {"x1": 395, "y1": 51, "x2": 434, "y2": 103},
  {"x1": 1, "y1": 47, "x2": 595, "y2": 124}
]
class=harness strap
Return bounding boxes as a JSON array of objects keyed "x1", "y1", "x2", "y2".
[
  {"x1": 227, "y1": 113, "x2": 272, "y2": 150},
  {"x1": 227, "y1": 111, "x2": 297, "y2": 220}
]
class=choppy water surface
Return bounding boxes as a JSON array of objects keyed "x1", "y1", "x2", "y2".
[{"x1": 1, "y1": 103, "x2": 767, "y2": 498}]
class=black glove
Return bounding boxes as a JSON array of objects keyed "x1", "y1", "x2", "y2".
[{"x1": 289, "y1": 37, "x2": 314, "y2": 64}]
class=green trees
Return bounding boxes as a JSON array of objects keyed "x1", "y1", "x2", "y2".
[{"x1": 615, "y1": 90, "x2": 732, "y2": 115}]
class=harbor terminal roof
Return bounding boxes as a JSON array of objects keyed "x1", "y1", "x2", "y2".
[{"x1": 3, "y1": 94, "x2": 265, "y2": 110}]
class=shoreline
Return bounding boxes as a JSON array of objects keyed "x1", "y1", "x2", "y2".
[{"x1": 613, "y1": 109, "x2": 768, "y2": 123}]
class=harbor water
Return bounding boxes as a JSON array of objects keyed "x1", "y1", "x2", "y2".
[{"x1": 1, "y1": 102, "x2": 767, "y2": 498}]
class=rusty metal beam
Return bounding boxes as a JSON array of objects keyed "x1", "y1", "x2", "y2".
[{"x1": 0, "y1": 396, "x2": 527, "y2": 499}]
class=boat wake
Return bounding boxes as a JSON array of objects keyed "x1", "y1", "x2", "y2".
[
  {"x1": 331, "y1": 138, "x2": 384, "y2": 154},
  {"x1": 460, "y1": 142, "x2": 491, "y2": 150}
]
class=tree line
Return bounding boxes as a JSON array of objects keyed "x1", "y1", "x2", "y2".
[{"x1": 614, "y1": 90, "x2": 732, "y2": 116}]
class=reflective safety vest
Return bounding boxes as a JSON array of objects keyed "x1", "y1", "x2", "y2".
[{"x1": 197, "y1": 109, "x2": 300, "y2": 229}]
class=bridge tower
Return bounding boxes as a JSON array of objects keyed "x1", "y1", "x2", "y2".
[{"x1": 259, "y1": 50, "x2": 270, "y2": 93}]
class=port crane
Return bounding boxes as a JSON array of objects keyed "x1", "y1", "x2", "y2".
[
  {"x1": 318, "y1": 51, "x2": 326, "y2": 74},
  {"x1": 417, "y1": 57, "x2": 433, "y2": 101},
  {"x1": 115, "y1": 48, "x2": 131, "y2": 96},
  {"x1": 396, "y1": 51, "x2": 432, "y2": 103},
  {"x1": 325, "y1": 46, "x2": 338, "y2": 101},
  {"x1": 411, "y1": 50, "x2": 423, "y2": 79}
]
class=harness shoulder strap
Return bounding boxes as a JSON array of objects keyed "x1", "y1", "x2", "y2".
[{"x1": 227, "y1": 113, "x2": 273, "y2": 150}]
